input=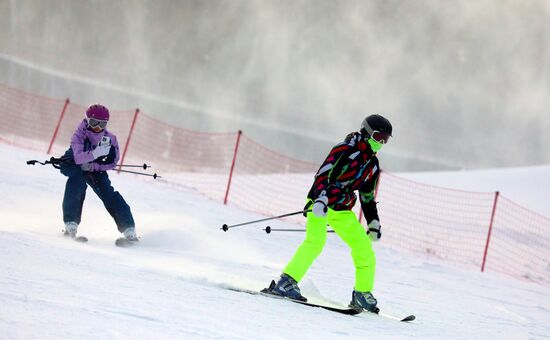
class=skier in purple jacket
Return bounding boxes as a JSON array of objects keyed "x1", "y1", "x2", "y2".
[{"x1": 59, "y1": 104, "x2": 137, "y2": 242}]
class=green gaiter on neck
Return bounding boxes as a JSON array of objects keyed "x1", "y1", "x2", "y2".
[{"x1": 368, "y1": 138, "x2": 383, "y2": 152}]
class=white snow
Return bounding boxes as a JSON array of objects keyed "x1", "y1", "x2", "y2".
[{"x1": 0, "y1": 143, "x2": 549, "y2": 339}]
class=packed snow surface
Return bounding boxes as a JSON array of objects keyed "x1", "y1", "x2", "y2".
[{"x1": 0, "y1": 143, "x2": 548, "y2": 339}]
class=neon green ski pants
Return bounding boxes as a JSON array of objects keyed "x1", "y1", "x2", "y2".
[{"x1": 283, "y1": 207, "x2": 376, "y2": 292}]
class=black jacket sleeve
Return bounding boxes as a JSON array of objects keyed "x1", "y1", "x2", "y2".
[{"x1": 358, "y1": 159, "x2": 380, "y2": 224}]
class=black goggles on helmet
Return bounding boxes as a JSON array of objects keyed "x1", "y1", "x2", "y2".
[
  {"x1": 362, "y1": 127, "x2": 391, "y2": 144},
  {"x1": 87, "y1": 117, "x2": 108, "y2": 129},
  {"x1": 369, "y1": 130, "x2": 391, "y2": 144}
]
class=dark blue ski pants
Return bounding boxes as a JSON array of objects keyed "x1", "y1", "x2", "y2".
[{"x1": 60, "y1": 162, "x2": 135, "y2": 233}]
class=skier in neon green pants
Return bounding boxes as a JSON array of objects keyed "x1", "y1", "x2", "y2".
[
  {"x1": 284, "y1": 206, "x2": 376, "y2": 292},
  {"x1": 269, "y1": 115, "x2": 392, "y2": 313}
]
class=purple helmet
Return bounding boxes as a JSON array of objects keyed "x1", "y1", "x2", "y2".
[{"x1": 86, "y1": 104, "x2": 110, "y2": 121}]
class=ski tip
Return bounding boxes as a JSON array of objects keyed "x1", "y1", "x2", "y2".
[
  {"x1": 63, "y1": 230, "x2": 88, "y2": 243},
  {"x1": 75, "y1": 236, "x2": 88, "y2": 243},
  {"x1": 401, "y1": 315, "x2": 416, "y2": 322}
]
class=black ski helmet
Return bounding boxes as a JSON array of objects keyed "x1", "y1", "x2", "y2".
[{"x1": 360, "y1": 114, "x2": 393, "y2": 143}]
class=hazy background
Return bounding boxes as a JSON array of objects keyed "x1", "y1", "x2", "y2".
[{"x1": 0, "y1": 0, "x2": 548, "y2": 171}]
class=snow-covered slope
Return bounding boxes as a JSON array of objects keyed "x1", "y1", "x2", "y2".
[{"x1": 0, "y1": 143, "x2": 548, "y2": 339}]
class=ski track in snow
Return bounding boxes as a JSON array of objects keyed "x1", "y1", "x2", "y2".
[{"x1": 0, "y1": 144, "x2": 549, "y2": 339}]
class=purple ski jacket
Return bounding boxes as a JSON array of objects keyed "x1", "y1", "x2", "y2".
[{"x1": 71, "y1": 119, "x2": 120, "y2": 172}]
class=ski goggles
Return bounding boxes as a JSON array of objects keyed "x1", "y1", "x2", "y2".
[
  {"x1": 369, "y1": 130, "x2": 391, "y2": 144},
  {"x1": 86, "y1": 117, "x2": 108, "y2": 129}
]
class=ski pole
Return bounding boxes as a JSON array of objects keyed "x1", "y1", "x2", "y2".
[
  {"x1": 27, "y1": 156, "x2": 70, "y2": 169},
  {"x1": 117, "y1": 163, "x2": 151, "y2": 170},
  {"x1": 221, "y1": 210, "x2": 310, "y2": 232},
  {"x1": 263, "y1": 226, "x2": 335, "y2": 234},
  {"x1": 27, "y1": 160, "x2": 52, "y2": 166},
  {"x1": 117, "y1": 169, "x2": 161, "y2": 179}
]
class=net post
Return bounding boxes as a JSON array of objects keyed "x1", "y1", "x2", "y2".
[
  {"x1": 47, "y1": 98, "x2": 70, "y2": 154},
  {"x1": 118, "y1": 108, "x2": 140, "y2": 173},
  {"x1": 481, "y1": 191, "x2": 500, "y2": 272},
  {"x1": 224, "y1": 130, "x2": 242, "y2": 205}
]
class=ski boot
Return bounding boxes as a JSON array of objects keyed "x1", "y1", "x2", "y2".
[
  {"x1": 64, "y1": 221, "x2": 78, "y2": 238},
  {"x1": 349, "y1": 290, "x2": 379, "y2": 313},
  {"x1": 115, "y1": 227, "x2": 139, "y2": 247},
  {"x1": 270, "y1": 274, "x2": 307, "y2": 302},
  {"x1": 63, "y1": 222, "x2": 88, "y2": 242},
  {"x1": 123, "y1": 227, "x2": 139, "y2": 242}
]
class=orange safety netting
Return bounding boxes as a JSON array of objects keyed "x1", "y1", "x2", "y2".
[{"x1": 1, "y1": 82, "x2": 548, "y2": 285}]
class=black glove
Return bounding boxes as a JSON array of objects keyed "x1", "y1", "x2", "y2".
[{"x1": 303, "y1": 201, "x2": 313, "y2": 217}]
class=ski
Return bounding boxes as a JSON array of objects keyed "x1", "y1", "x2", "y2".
[
  {"x1": 226, "y1": 283, "x2": 361, "y2": 315},
  {"x1": 359, "y1": 309, "x2": 415, "y2": 322},
  {"x1": 379, "y1": 313, "x2": 416, "y2": 322},
  {"x1": 226, "y1": 280, "x2": 415, "y2": 321},
  {"x1": 115, "y1": 237, "x2": 138, "y2": 247},
  {"x1": 73, "y1": 236, "x2": 88, "y2": 243},
  {"x1": 63, "y1": 231, "x2": 88, "y2": 243}
]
